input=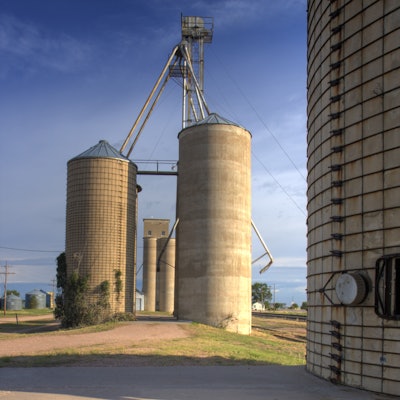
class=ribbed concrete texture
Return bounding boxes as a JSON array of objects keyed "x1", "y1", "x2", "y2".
[
  {"x1": 157, "y1": 237, "x2": 175, "y2": 313},
  {"x1": 306, "y1": 1, "x2": 400, "y2": 396},
  {"x1": 142, "y1": 237, "x2": 157, "y2": 311},
  {"x1": 176, "y1": 115, "x2": 252, "y2": 335},
  {"x1": 66, "y1": 141, "x2": 138, "y2": 314}
]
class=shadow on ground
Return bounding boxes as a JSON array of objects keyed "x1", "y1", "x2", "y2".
[{"x1": 0, "y1": 365, "x2": 393, "y2": 400}]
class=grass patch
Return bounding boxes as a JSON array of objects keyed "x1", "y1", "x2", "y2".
[
  {"x1": 155, "y1": 322, "x2": 306, "y2": 365},
  {"x1": 0, "y1": 316, "x2": 306, "y2": 367},
  {"x1": 0, "y1": 317, "x2": 122, "y2": 337},
  {"x1": 0, "y1": 309, "x2": 54, "y2": 318}
]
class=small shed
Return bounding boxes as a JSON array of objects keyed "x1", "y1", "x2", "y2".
[
  {"x1": 252, "y1": 301, "x2": 265, "y2": 311},
  {"x1": 136, "y1": 289, "x2": 144, "y2": 311}
]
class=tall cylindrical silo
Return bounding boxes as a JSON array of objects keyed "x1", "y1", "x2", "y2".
[
  {"x1": 306, "y1": 1, "x2": 400, "y2": 395},
  {"x1": 142, "y1": 237, "x2": 157, "y2": 311},
  {"x1": 157, "y1": 237, "x2": 176, "y2": 313},
  {"x1": 176, "y1": 113, "x2": 252, "y2": 335},
  {"x1": 66, "y1": 140, "x2": 138, "y2": 314}
]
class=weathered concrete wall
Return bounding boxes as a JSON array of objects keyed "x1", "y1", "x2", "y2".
[
  {"x1": 143, "y1": 219, "x2": 170, "y2": 239},
  {"x1": 176, "y1": 121, "x2": 252, "y2": 335},
  {"x1": 142, "y1": 219, "x2": 170, "y2": 311},
  {"x1": 306, "y1": 1, "x2": 400, "y2": 395},
  {"x1": 142, "y1": 237, "x2": 157, "y2": 311},
  {"x1": 157, "y1": 237, "x2": 175, "y2": 313}
]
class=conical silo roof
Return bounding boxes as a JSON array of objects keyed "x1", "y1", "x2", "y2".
[
  {"x1": 26, "y1": 289, "x2": 45, "y2": 296},
  {"x1": 192, "y1": 113, "x2": 243, "y2": 128},
  {"x1": 70, "y1": 140, "x2": 130, "y2": 162},
  {"x1": 7, "y1": 294, "x2": 20, "y2": 300},
  {"x1": 178, "y1": 113, "x2": 250, "y2": 138}
]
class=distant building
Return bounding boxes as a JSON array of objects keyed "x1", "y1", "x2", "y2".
[
  {"x1": 136, "y1": 289, "x2": 144, "y2": 311},
  {"x1": 252, "y1": 302, "x2": 265, "y2": 311},
  {"x1": 1, "y1": 294, "x2": 22, "y2": 311},
  {"x1": 25, "y1": 289, "x2": 46, "y2": 309},
  {"x1": 40, "y1": 290, "x2": 54, "y2": 308},
  {"x1": 143, "y1": 218, "x2": 169, "y2": 238}
]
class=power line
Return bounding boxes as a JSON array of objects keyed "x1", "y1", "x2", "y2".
[
  {"x1": 0, "y1": 246, "x2": 62, "y2": 254},
  {"x1": 209, "y1": 48, "x2": 307, "y2": 182},
  {"x1": 253, "y1": 152, "x2": 306, "y2": 217}
]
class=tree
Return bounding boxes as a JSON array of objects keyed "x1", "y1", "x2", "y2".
[
  {"x1": 6, "y1": 290, "x2": 20, "y2": 297},
  {"x1": 54, "y1": 251, "x2": 133, "y2": 327},
  {"x1": 252, "y1": 282, "x2": 272, "y2": 306},
  {"x1": 27, "y1": 295, "x2": 39, "y2": 309},
  {"x1": 56, "y1": 252, "x2": 67, "y2": 290},
  {"x1": 301, "y1": 301, "x2": 308, "y2": 310},
  {"x1": 54, "y1": 252, "x2": 67, "y2": 321}
]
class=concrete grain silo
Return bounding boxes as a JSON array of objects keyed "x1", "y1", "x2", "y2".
[
  {"x1": 157, "y1": 237, "x2": 175, "y2": 313},
  {"x1": 142, "y1": 237, "x2": 157, "y2": 311},
  {"x1": 66, "y1": 140, "x2": 138, "y2": 314},
  {"x1": 306, "y1": 1, "x2": 400, "y2": 395},
  {"x1": 176, "y1": 113, "x2": 252, "y2": 335},
  {"x1": 142, "y1": 219, "x2": 170, "y2": 311}
]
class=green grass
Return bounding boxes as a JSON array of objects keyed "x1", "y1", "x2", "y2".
[
  {"x1": 0, "y1": 316, "x2": 306, "y2": 367},
  {"x1": 149, "y1": 322, "x2": 305, "y2": 365},
  {"x1": 0, "y1": 308, "x2": 54, "y2": 318}
]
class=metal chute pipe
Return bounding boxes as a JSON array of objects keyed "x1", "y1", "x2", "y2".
[
  {"x1": 126, "y1": 58, "x2": 177, "y2": 157},
  {"x1": 156, "y1": 218, "x2": 179, "y2": 272},
  {"x1": 120, "y1": 44, "x2": 179, "y2": 154},
  {"x1": 251, "y1": 219, "x2": 274, "y2": 274}
]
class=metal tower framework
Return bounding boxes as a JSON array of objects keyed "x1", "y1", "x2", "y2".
[
  {"x1": 177, "y1": 16, "x2": 213, "y2": 128},
  {"x1": 120, "y1": 16, "x2": 213, "y2": 158},
  {"x1": 118, "y1": 16, "x2": 273, "y2": 275}
]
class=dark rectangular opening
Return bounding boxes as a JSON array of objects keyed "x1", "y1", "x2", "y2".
[
  {"x1": 395, "y1": 259, "x2": 400, "y2": 316},
  {"x1": 375, "y1": 254, "x2": 400, "y2": 320}
]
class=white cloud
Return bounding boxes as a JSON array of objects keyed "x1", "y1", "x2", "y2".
[
  {"x1": 0, "y1": 14, "x2": 92, "y2": 75},
  {"x1": 190, "y1": 0, "x2": 307, "y2": 30}
]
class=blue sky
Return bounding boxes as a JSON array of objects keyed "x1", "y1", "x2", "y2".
[{"x1": 0, "y1": 0, "x2": 308, "y2": 304}]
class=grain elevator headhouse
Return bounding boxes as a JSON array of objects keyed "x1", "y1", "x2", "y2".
[{"x1": 66, "y1": 16, "x2": 272, "y2": 335}]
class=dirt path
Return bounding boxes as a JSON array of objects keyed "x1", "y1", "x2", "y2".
[{"x1": 0, "y1": 317, "x2": 190, "y2": 357}]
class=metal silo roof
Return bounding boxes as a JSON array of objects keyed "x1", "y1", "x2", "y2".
[
  {"x1": 26, "y1": 289, "x2": 45, "y2": 295},
  {"x1": 193, "y1": 113, "x2": 244, "y2": 128},
  {"x1": 71, "y1": 140, "x2": 130, "y2": 162}
]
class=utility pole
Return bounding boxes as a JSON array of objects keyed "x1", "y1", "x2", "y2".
[{"x1": 1, "y1": 263, "x2": 16, "y2": 316}]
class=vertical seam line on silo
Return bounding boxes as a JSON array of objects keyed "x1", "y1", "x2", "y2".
[
  {"x1": 359, "y1": 2, "x2": 365, "y2": 387},
  {"x1": 380, "y1": 3, "x2": 386, "y2": 392}
]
